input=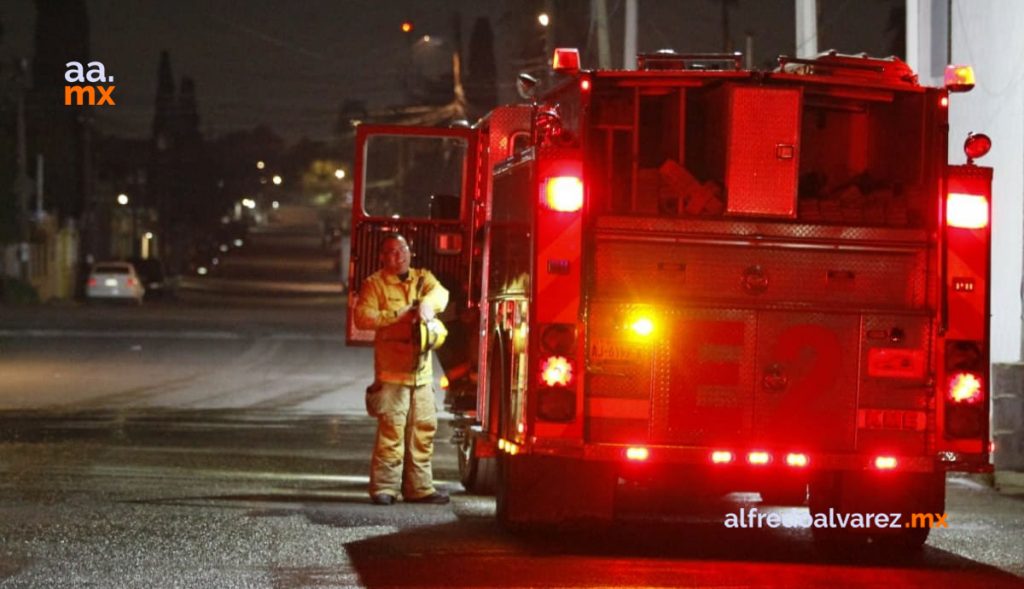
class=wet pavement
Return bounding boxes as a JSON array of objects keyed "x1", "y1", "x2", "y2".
[{"x1": 0, "y1": 410, "x2": 1022, "y2": 588}]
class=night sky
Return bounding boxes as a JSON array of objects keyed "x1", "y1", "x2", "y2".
[{"x1": 1, "y1": 0, "x2": 901, "y2": 143}]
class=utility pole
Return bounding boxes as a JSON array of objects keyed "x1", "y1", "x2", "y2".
[
  {"x1": 795, "y1": 0, "x2": 818, "y2": 59},
  {"x1": 623, "y1": 0, "x2": 637, "y2": 70},
  {"x1": 593, "y1": 0, "x2": 612, "y2": 69},
  {"x1": 13, "y1": 57, "x2": 32, "y2": 281}
]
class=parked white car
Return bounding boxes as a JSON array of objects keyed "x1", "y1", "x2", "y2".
[{"x1": 86, "y1": 261, "x2": 145, "y2": 304}]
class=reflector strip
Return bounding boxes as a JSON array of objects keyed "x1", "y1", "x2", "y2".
[
  {"x1": 586, "y1": 398, "x2": 650, "y2": 420},
  {"x1": 858, "y1": 409, "x2": 927, "y2": 431}
]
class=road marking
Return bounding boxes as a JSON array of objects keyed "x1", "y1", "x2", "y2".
[
  {"x1": 0, "y1": 329, "x2": 347, "y2": 342},
  {"x1": 0, "y1": 329, "x2": 243, "y2": 340}
]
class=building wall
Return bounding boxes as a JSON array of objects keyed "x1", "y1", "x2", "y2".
[
  {"x1": 949, "y1": 0, "x2": 1024, "y2": 364},
  {"x1": 948, "y1": 1, "x2": 1024, "y2": 470}
]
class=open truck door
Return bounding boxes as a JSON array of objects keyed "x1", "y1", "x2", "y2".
[{"x1": 347, "y1": 124, "x2": 478, "y2": 346}]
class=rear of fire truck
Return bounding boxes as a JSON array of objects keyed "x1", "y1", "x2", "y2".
[
  {"x1": 480, "y1": 50, "x2": 993, "y2": 548},
  {"x1": 346, "y1": 48, "x2": 993, "y2": 549}
]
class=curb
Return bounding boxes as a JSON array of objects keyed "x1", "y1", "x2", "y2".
[{"x1": 994, "y1": 470, "x2": 1024, "y2": 495}]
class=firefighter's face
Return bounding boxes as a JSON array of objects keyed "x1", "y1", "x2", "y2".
[{"x1": 380, "y1": 237, "x2": 411, "y2": 275}]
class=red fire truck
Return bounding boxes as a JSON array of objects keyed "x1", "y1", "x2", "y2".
[{"x1": 347, "y1": 49, "x2": 993, "y2": 547}]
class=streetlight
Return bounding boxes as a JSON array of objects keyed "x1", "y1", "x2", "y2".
[
  {"x1": 272, "y1": 175, "x2": 282, "y2": 185},
  {"x1": 256, "y1": 160, "x2": 265, "y2": 170},
  {"x1": 538, "y1": 13, "x2": 550, "y2": 27},
  {"x1": 334, "y1": 169, "x2": 346, "y2": 180},
  {"x1": 117, "y1": 193, "x2": 129, "y2": 206}
]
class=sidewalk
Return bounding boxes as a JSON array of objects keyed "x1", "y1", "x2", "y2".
[{"x1": 995, "y1": 470, "x2": 1024, "y2": 495}]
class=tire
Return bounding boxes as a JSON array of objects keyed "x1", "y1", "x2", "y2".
[
  {"x1": 759, "y1": 483, "x2": 807, "y2": 506},
  {"x1": 458, "y1": 432, "x2": 496, "y2": 495}
]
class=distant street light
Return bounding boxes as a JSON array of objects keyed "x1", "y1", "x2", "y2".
[
  {"x1": 272, "y1": 175, "x2": 282, "y2": 185},
  {"x1": 256, "y1": 160, "x2": 265, "y2": 170},
  {"x1": 401, "y1": 21, "x2": 414, "y2": 33},
  {"x1": 335, "y1": 169, "x2": 346, "y2": 180},
  {"x1": 538, "y1": 13, "x2": 550, "y2": 27},
  {"x1": 117, "y1": 193, "x2": 129, "y2": 206}
]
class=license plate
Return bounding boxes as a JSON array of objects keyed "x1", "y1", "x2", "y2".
[
  {"x1": 104, "y1": 278, "x2": 118, "y2": 287},
  {"x1": 590, "y1": 339, "x2": 646, "y2": 362}
]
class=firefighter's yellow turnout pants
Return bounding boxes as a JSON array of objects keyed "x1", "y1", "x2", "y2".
[{"x1": 368, "y1": 382, "x2": 438, "y2": 500}]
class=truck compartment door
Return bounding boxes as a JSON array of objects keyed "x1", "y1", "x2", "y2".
[{"x1": 347, "y1": 125, "x2": 477, "y2": 346}]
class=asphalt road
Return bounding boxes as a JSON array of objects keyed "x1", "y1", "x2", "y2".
[{"x1": 0, "y1": 217, "x2": 1022, "y2": 588}]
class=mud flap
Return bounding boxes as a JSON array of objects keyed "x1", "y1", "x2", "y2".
[
  {"x1": 809, "y1": 471, "x2": 946, "y2": 549},
  {"x1": 496, "y1": 454, "x2": 617, "y2": 528}
]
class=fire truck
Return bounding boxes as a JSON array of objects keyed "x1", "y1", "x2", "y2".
[{"x1": 347, "y1": 49, "x2": 993, "y2": 547}]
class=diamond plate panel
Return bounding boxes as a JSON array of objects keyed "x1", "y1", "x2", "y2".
[
  {"x1": 593, "y1": 238, "x2": 927, "y2": 310},
  {"x1": 753, "y1": 312, "x2": 859, "y2": 451},
  {"x1": 652, "y1": 308, "x2": 757, "y2": 445},
  {"x1": 725, "y1": 87, "x2": 802, "y2": 217},
  {"x1": 594, "y1": 215, "x2": 930, "y2": 242}
]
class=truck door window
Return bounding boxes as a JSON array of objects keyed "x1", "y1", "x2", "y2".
[{"x1": 362, "y1": 135, "x2": 467, "y2": 219}]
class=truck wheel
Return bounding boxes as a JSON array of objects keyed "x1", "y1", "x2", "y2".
[
  {"x1": 458, "y1": 433, "x2": 496, "y2": 494},
  {"x1": 759, "y1": 482, "x2": 807, "y2": 506}
]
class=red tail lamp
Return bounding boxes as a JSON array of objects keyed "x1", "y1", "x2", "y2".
[
  {"x1": 543, "y1": 176, "x2": 584, "y2": 212},
  {"x1": 874, "y1": 456, "x2": 898, "y2": 470},
  {"x1": 946, "y1": 193, "x2": 989, "y2": 229},
  {"x1": 948, "y1": 372, "x2": 984, "y2": 404},
  {"x1": 711, "y1": 450, "x2": 734, "y2": 464},
  {"x1": 540, "y1": 355, "x2": 573, "y2": 386}
]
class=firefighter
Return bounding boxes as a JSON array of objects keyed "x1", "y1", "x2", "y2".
[{"x1": 354, "y1": 233, "x2": 451, "y2": 505}]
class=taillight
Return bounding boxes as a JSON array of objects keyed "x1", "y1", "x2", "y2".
[
  {"x1": 874, "y1": 456, "x2": 898, "y2": 470},
  {"x1": 946, "y1": 193, "x2": 989, "y2": 229},
  {"x1": 542, "y1": 176, "x2": 583, "y2": 212},
  {"x1": 625, "y1": 447, "x2": 649, "y2": 461},
  {"x1": 785, "y1": 453, "x2": 809, "y2": 468},
  {"x1": 540, "y1": 356, "x2": 573, "y2": 386},
  {"x1": 126, "y1": 278, "x2": 136, "y2": 287},
  {"x1": 747, "y1": 451, "x2": 771, "y2": 465},
  {"x1": 88, "y1": 278, "x2": 97, "y2": 287},
  {"x1": 948, "y1": 372, "x2": 983, "y2": 404},
  {"x1": 540, "y1": 323, "x2": 575, "y2": 355},
  {"x1": 944, "y1": 341, "x2": 987, "y2": 439},
  {"x1": 711, "y1": 450, "x2": 734, "y2": 464}
]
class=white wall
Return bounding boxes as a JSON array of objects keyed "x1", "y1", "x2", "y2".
[{"x1": 950, "y1": 0, "x2": 1024, "y2": 363}]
